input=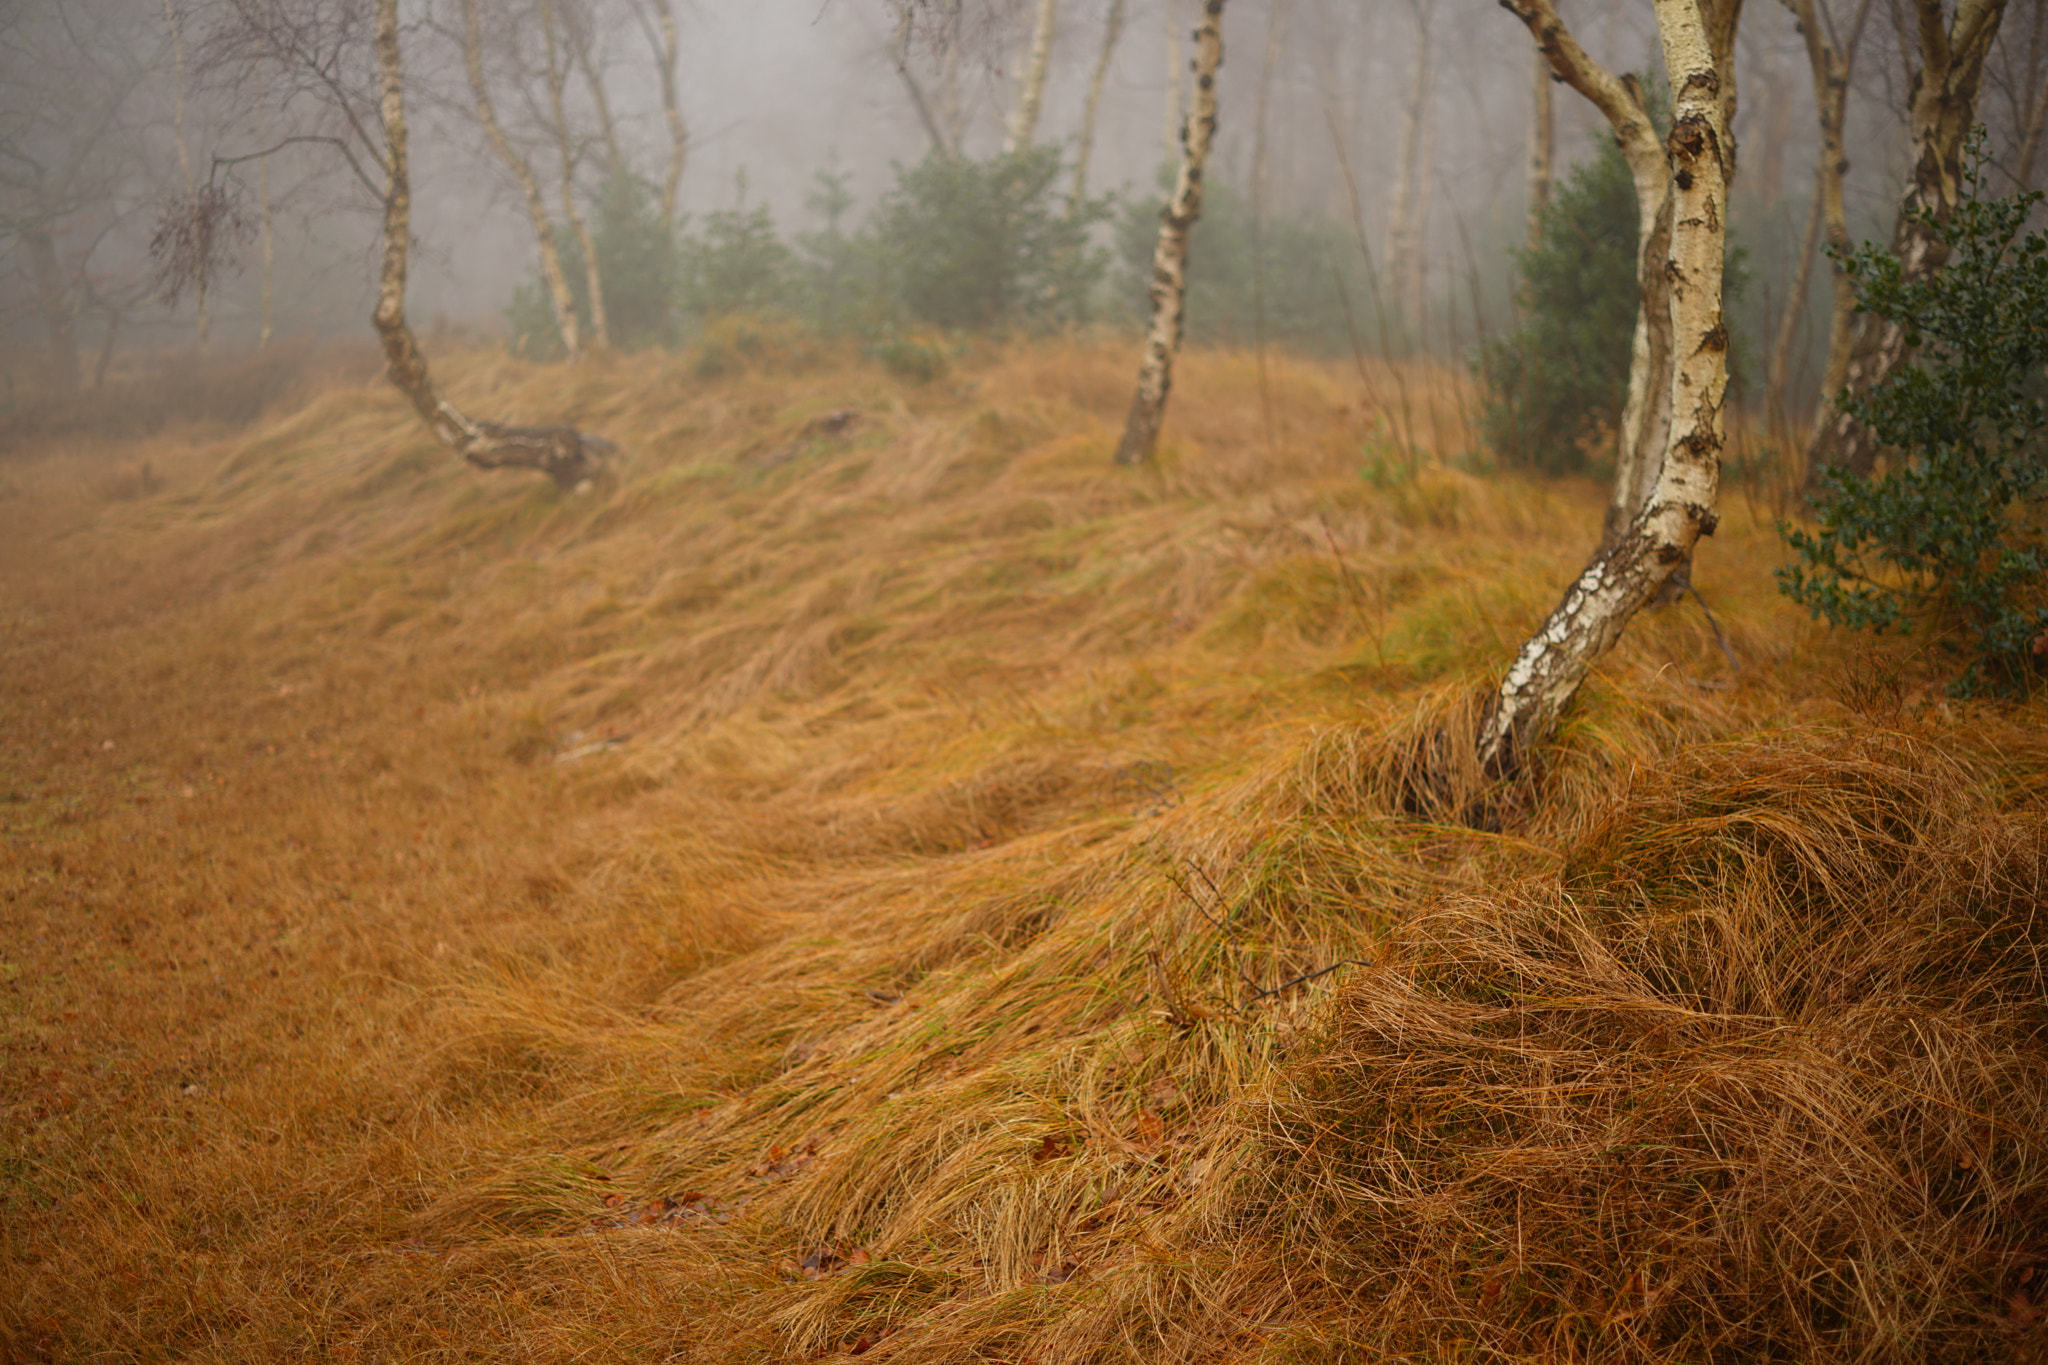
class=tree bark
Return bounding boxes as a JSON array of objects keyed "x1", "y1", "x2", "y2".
[
  {"x1": 1116, "y1": 0, "x2": 1225, "y2": 468},
  {"x1": 24, "y1": 229, "x2": 80, "y2": 399},
  {"x1": 1385, "y1": 2, "x2": 1433, "y2": 331},
  {"x1": 1005, "y1": 0, "x2": 1060, "y2": 154},
  {"x1": 1805, "y1": 0, "x2": 2007, "y2": 485},
  {"x1": 1527, "y1": 47, "x2": 1554, "y2": 249},
  {"x1": 539, "y1": 0, "x2": 610, "y2": 351},
  {"x1": 636, "y1": 0, "x2": 687, "y2": 232},
  {"x1": 370, "y1": 0, "x2": 608, "y2": 491},
  {"x1": 1769, "y1": 0, "x2": 1873, "y2": 440},
  {"x1": 1071, "y1": 0, "x2": 1127, "y2": 202},
  {"x1": 1162, "y1": 0, "x2": 1184, "y2": 163},
  {"x1": 563, "y1": 4, "x2": 627, "y2": 179},
  {"x1": 1478, "y1": 0, "x2": 1734, "y2": 775},
  {"x1": 461, "y1": 0, "x2": 585, "y2": 361}
]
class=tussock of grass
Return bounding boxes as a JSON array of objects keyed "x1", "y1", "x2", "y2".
[{"x1": 3, "y1": 336, "x2": 2043, "y2": 1362}]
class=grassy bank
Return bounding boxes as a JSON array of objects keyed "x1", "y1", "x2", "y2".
[{"x1": 2, "y1": 335, "x2": 2042, "y2": 1362}]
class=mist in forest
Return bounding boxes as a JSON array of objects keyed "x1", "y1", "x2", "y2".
[{"x1": 3, "y1": 0, "x2": 2043, "y2": 417}]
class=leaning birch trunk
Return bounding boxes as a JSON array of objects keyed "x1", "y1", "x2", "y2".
[
  {"x1": 1115, "y1": 0, "x2": 1224, "y2": 469},
  {"x1": 1477, "y1": 0, "x2": 1732, "y2": 775},
  {"x1": 1805, "y1": 0, "x2": 2007, "y2": 485},
  {"x1": 1071, "y1": 0, "x2": 1127, "y2": 203},
  {"x1": 1527, "y1": 47, "x2": 1554, "y2": 250},
  {"x1": 461, "y1": 0, "x2": 584, "y2": 361},
  {"x1": 164, "y1": 0, "x2": 209, "y2": 356},
  {"x1": 370, "y1": 0, "x2": 609, "y2": 492},
  {"x1": 540, "y1": 0, "x2": 610, "y2": 351},
  {"x1": 1004, "y1": 0, "x2": 1060, "y2": 154}
]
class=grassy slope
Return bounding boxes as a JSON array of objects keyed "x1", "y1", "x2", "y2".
[{"x1": 2, "y1": 336, "x2": 2043, "y2": 1363}]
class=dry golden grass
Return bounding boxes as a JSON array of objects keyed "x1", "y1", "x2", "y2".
[{"x1": 1, "y1": 333, "x2": 2043, "y2": 1363}]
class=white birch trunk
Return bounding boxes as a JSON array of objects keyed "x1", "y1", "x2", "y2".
[
  {"x1": 370, "y1": 0, "x2": 609, "y2": 491},
  {"x1": 641, "y1": 0, "x2": 687, "y2": 232},
  {"x1": 1072, "y1": 0, "x2": 1128, "y2": 202},
  {"x1": 540, "y1": 0, "x2": 610, "y2": 351},
  {"x1": 1116, "y1": 0, "x2": 1225, "y2": 468},
  {"x1": 461, "y1": 0, "x2": 585, "y2": 361},
  {"x1": 1005, "y1": 0, "x2": 1060, "y2": 154},
  {"x1": 1477, "y1": 0, "x2": 1733, "y2": 773}
]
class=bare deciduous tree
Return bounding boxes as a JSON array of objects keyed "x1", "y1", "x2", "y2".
[
  {"x1": 1071, "y1": 0, "x2": 1127, "y2": 202},
  {"x1": 454, "y1": 0, "x2": 586, "y2": 360},
  {"x1": 1116, "y1": 0, "x2": 1224, "y2": 468},
  {"x1": 1004, "y1": 0, "x2": 1060, "y2": 152},
  {"x1": 1478, "y1": 0, "x2": 1737, "y2": 774}
]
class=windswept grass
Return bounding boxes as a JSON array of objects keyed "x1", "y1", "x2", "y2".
[{"x1": 2, "y1": 334, "x2": 2042, "y2": 1363}]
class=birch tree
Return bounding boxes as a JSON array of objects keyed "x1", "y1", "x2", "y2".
[
  {"x1": 1384, "y1": 0, "x2": 1434, "y2": 330},
  {"x1": 1478, "y1": 0, "x2": 1735, "y2": 773},
  {"x1": 538, "y1": 0, "x2": 610, "y2": 351},
  {"x1": 1804, "y1": 0, "x2": 2008, "y2": 485},
  {"x1": 457, "y1": 0, "x2": 586, "y2": 360},
  {"x1": 1004, "y1": 0, "x2": 1060, "y2": 153},
  {"x1": 1115, "y1": 0, "x2": 1224, "y2": 468},
  {"x1": 626, "y1": 0, "x2": 687, "y2": 231},
  {"x1": 1502, "y1": 0, "x2": 1739, "y2": 550},
  {"x1": 186, "y1": 0, "x2": 612, "y2": 488},
  {"x1": 1765, "y1": 0, "x2": 1873, "y2": 436},
  {"x1": 1071, "y1": 0, "x2": 1127, "y2": 202}
]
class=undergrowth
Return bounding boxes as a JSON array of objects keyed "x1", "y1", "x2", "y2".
[{"x1": 1, "y1": 336, "x2": 2043, "y2": 1363}]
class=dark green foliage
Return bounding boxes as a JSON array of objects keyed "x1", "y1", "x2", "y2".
[
  {"x1": 1778, "y1": 142, "x2": 2048, "y2": 696},
  {"x1": 1116, "y1": 176, "x2": 1371, "y2": 355},
  {"x1": 506, "y1": 172, "x2": 679, "y2": 358},
  {"x1": 1477, "y1": 141, "x2": 1639, "y2": 474},
  {"x1": 872, "y1": 148, "x2": 1109, "y2": 331},
  {"x1": 679, "y1": 202, "x2": 796, "y2": 319}
]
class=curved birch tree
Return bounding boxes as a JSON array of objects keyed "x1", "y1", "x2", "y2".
[
  {"x1": 1502, "y1": 0, "x2": 1739, "y2": 550},
  {"x1": 1115, "y1": 0, "x2": 1224, "y2": 468},
  {"x1": 1478, "y1": 0, "x2": 1735, "y2": 772}
]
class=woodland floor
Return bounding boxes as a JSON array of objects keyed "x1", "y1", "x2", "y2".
[{"x1": 2, "y1": 334, "x2": 2044, "y2": 1363}]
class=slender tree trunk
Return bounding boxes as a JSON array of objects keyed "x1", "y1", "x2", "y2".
[
  {"x1": 539, "y1": 0, "x2": 610, "y2": 350},
  {"x1": 370, "y1": 0, "x2": 608, "y2": 490},
  {"x1": 886, "y1": 1, "x2": 956, "y2": 158},
  {"x1": 164, "y1": 0, "x2": 209, "y2": 356},
  {"x1": 1767, "y1": 171, "x2": 1825, "y2": 425},
  {"x1": 1116, "y1": 0, "x2": 1225, "y2": 468},
  {"x1": 1385, "y1": 4, "x2": 1432, "y2": 333},
  {"x1": 24, "y1": 230, "x2": 79, "y2": 398},
  {"x1": 639, "y1": 0, "x2": 687, "y2": 231},
  {"x1": 1005, "y1": 0, "x2": 1060, "y2": 154},
  {"x1": 565, "y1": 5, "x2": 627, "y2": 179},
  {"x1": 1806, "y1": 0, "x2": 2008, "y2": 484},
  {"x1": 1478, "y1": 0, "x2": 1734, "y2": 775},
  {"x1": 1772, "y1": 0, "x2": 1873, "y2": 441},
  {"x1": 462, "y1": 0, "x2": 585, "y2": 360},
  {"x1": 1527, "y1": 48, "x2": 1554, "y2": 249},
  {"x1": 258, "y1": 113, "x2": 275, "y2": 347},
  {"x1": 1072, "y1": 0, "x2": 1128, "y2": 202},
  {"x1": 91, "y1": 309, "x2": 120, "y2": 391}
]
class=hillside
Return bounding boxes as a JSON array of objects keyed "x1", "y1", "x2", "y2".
[{"x1": 3, "y1": 336, "x2": 2045, "y2": 1363}]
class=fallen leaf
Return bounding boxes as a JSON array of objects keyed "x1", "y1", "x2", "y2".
[{"x1": 1135, "y1": 1109, "x2": 1165, "y2": 1147}]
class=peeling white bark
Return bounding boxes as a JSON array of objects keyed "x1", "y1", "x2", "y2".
[
  {"x1": 1478, "y1": 0, "x2": 1732, "y2": 773},
  {"x1": 1116, "y1": 0, "x2": 1225, "y2": 468},
  {"x1": 539, "y1": 0, "x2": 610, "y2": 351}
]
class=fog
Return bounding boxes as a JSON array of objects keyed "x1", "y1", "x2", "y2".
[{"x1": 3, "y1": 0, "x2": 2043, "y2": 408}]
